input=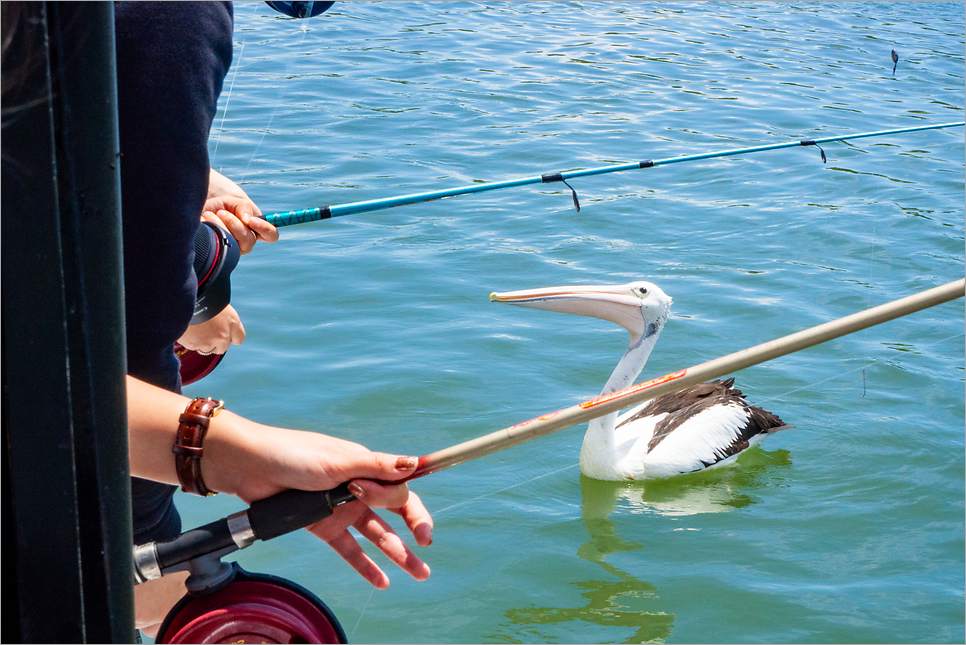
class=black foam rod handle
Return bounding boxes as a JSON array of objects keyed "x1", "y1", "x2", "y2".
[
  {"x1": 155, "y1": 518, "x2": 236, "y2": 570},
  {"x1": 247, "y1": 482, "x2": 357, "y2": 542}
]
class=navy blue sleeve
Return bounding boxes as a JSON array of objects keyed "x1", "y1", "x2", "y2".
[
  {"x1": 115, "y1": 1, "x2": 233, "y2": 542},
  {"x1": 115, "y1": 1, "x2": 233, "y2": 393}
]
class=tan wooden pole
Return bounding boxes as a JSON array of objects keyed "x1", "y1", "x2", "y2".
[
  {"x1": 410, "y1": 278, "x2": 965, "y2": 479},
  {"x1": 139, "y1": 279, "x2": 964, "y2": 569}
]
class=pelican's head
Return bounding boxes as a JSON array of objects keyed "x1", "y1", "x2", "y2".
[{"x1": 490, "y1": 280, "x2": 672, "y2": 346}]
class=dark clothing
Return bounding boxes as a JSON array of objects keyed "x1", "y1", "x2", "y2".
[{"x1": 114, "y1": 1, "x2": 233, "y2": 543}]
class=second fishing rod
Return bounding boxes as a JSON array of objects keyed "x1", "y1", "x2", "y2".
[
  {"x1": 259, "y1": 121, "x2": 964, "y2": 228},
  {"x1": 177, "y1": 119, "x2": 964, "y2": 385}
]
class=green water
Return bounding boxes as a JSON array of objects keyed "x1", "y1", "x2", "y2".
[{"x1": 175, "y1": 2, "x2": 964, "y2": 642}]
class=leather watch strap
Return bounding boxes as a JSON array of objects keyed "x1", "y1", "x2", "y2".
[{"x1": 172, "y1": 397, "x2": 224, "y2": 496}]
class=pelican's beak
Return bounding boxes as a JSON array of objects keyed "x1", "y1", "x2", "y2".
[{"x1": 490, "y1": 284, "x2": 646, "y2": 337}]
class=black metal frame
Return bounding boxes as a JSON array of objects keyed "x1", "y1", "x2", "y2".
[{"x1": 2, "y1": 2, "x2": 134, "y2": 641}]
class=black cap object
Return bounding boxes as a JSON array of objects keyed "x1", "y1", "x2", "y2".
[
  {"x1": 190, "y1": 221, "x2": 240, "y2": 325},
  {"x1": 265, "y1": 1, "x2": 335, "y2": 19}
]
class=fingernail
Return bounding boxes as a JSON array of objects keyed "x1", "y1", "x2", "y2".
[
  {"x1": 347, "y1": 482, "x2": 365, "y2": 499},
  {"x1": 395, "y1": 457, "x2": 417, "y2": 471}
]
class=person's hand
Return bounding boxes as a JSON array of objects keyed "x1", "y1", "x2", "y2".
[
  {"x1": 175, "y1": 305, "x2": 245, "y2": 355},
  {"x1": 206, "y1": 422, "x2": 433, "y2": 589},
  {"x1": 125, "y1": 377, "x2": 435, "y2": 589},
  {"x1": 202, "y1": 196, "x2": 278, "y2": 254},
  {"x1": 205, "y1": 169, "x2": 277, "y2": 253},
  {"x1": 208, "y1": 168, "x2": 251, "y2": 201},
  {"x1": 300, "y1": 466, "x2": 433, "y2": 589}
]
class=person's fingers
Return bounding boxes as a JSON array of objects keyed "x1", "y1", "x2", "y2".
[
  {"x1": 346, "y1": 480, "x2": 410, "y2": 508},
  {"x1": 353, "y1": 511, "x2": 431, "y2": 581},
  {"x1": 216, "y1": 209, "x2": 256, "y2": 254},
  {"x1": 247, "y1": 216, "x2": 279, "y2": 243},
  {"x1": 412, "y1": 521, "x2": 433, "y2": 548},
  {"x1": 211, "y1": 335, "x2": 230, "y2": 354},
  {"x1": 200, "y1": 321, "x2": 231, "y2": 354},
  {"x1": 397, "y1": 492, "x2": 434, "y2": 547},
  {"x1": 229, "y1": 311, "x2": 246, "y2": 345},
  {"x1": 346, "y1": 482, "x2": 433, "y2": 547},
  {"x1": 181, "y1": 307, "x2": 244, "y2": 353},
  {"x1": 203, "y1": 197, "x2": 272, "y2": 249},
  {"x1": 314, "y1": 517, "x2": 391, "y2": 589},
  {"x1": 219, "y1": 196, "x2": 259, "y2": 221},
  {"x1": 326, "y1": 453, "x2": 419, "y2": 485},
  {"x1": 202, "y1": 207, "x2": 255, "y2": 254},
  {"x1": 201, "y1": 210, "x2": 228, "y2": 230}
]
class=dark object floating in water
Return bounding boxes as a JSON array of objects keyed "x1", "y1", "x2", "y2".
[
  {"x1": 266, "y1": 1, "x2": 335, "y2": 19},
  {"x1": 891, "y1": 49, "x2": 899, "y2": 75}
]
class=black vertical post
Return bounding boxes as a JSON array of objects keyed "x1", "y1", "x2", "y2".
[{"x1": 2, "y1": 2, "x2": 134, "y2": 642}]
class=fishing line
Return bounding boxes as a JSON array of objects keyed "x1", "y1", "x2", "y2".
[
  {"x1": 700, "y1": 331, "x2": 965, "y2": 407},
  {"x1": 754, "y1": 360, "x2": 878, "y2": 406},
  {"x1": 239, "y1": 25, "x2": 310, "y2": 184},
  {"x1": 852, "y1": 145, "x2": 888, "y2": 395},
  {"x1": 431, "y1": 462, "x2": 581, "y2": 517},
  {"x1": 209, "y1": 39, "x2": 243, "y2": 167},
  {"x1": 348, "y1": 458, "x2": 582, "y2": 635},
  {"x1": 347, "y1": 457, "x2": 581, "y2": 635},
  {"x1": 349, "y1": 586, "x2": 376, "y2": 640},
  {"x1": 209, "y1": 2, "x2": 260, "y2": 169},
  {"x1": 349, "y1": 459, "x2": 583, "y2": 636}
]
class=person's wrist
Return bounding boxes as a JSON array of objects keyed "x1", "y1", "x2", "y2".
[{"x1": 201, "y1": 410, "x2": 263, "y2": 497}]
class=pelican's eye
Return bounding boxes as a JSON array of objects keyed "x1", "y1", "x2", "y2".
[{"x1": 636, "y1": 286, "x2": 649, "y2": 296}]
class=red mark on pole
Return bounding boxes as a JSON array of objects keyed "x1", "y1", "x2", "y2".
[{"x1": 579, "y1": 369, "x2": 688, "y2": 409}]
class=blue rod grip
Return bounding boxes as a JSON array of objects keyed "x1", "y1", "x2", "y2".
[{"x1": 263, "y1": 206, "x2": 331, "y2": 228}]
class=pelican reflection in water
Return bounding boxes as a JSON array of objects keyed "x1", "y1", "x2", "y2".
[{"x1": 498, "y1": 449, "x2": 792, "y2": 642}]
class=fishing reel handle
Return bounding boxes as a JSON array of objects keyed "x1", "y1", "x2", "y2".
[{"x1": 134, "y1": 482, "x2": 357, "y2": 589}]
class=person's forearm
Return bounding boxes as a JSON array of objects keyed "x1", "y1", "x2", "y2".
[
  {"x1": 126, "y1": 375, "x2": 193, "y2": 486},
  {"x1": 125, "y1": 375, "x2": 254, "y2": 496}
]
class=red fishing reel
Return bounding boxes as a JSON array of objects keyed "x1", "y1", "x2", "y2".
[
  {"x1": 155, "y1": 566, "x2": 346, "y2": 644},
  {"x1": 176, "y1": 221, "x2": 239, "y2": 385},
  {"x1": 175, "y1": 342, "x2": 225, "y2": 386}
]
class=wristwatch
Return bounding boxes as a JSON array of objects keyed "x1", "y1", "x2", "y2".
[{"x1": 172, "y1": 397, "x2": 225, "y2": 496}]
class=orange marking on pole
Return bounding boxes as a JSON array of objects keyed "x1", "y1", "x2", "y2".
[{"x1": 579, "y1": 369, "x2": 688, "y2": 409}]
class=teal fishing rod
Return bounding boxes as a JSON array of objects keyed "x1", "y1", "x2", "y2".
[{"x1": 261, "y1": 121, "x2": 964, "y2": 227}]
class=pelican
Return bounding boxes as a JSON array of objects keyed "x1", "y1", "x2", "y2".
[{"x1": 490, "y1": 281, "x2": 790, "y2": 481}]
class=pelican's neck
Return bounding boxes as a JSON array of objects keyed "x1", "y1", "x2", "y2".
[
  {"x1": 580, "y1": 324, "x2": 662, "y2": 477},
  {"x1": 601, "y1": 333, "x2": 656, "y2": 396}
]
